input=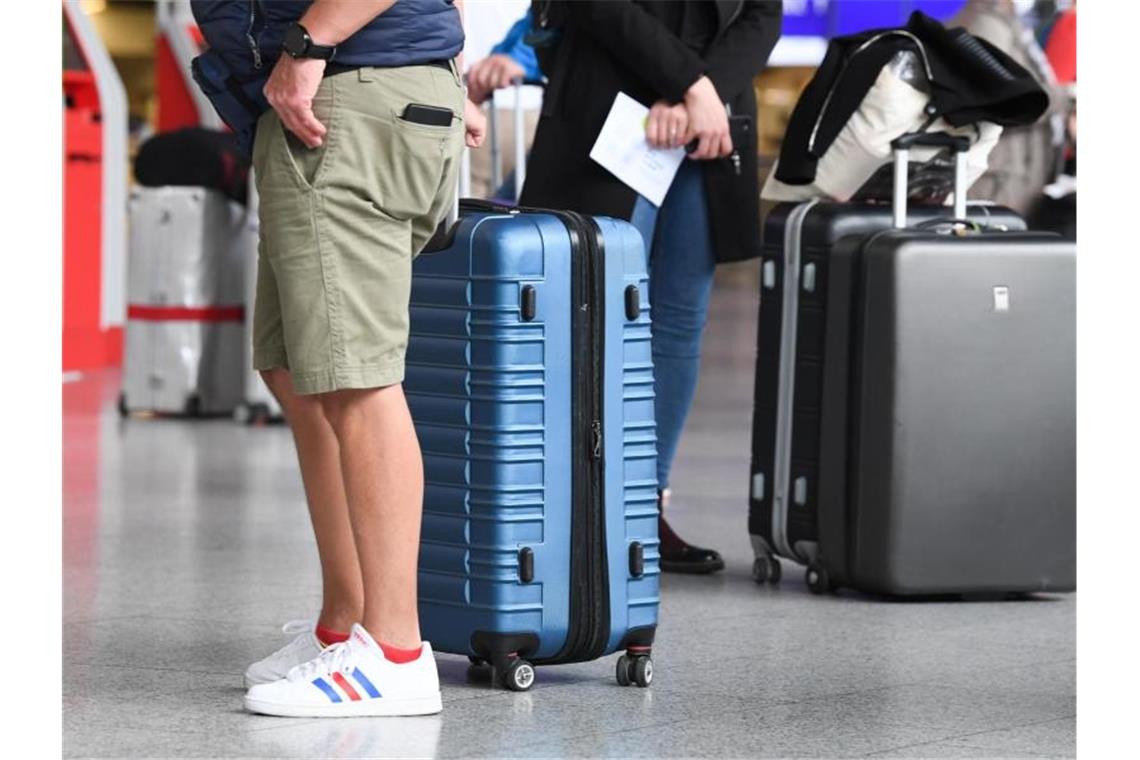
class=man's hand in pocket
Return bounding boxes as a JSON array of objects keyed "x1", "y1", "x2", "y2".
[{"x1": 264, "y1": 55, "x2": 328, "y2": 148}]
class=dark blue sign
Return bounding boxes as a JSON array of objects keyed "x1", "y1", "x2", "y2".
[{"x1": 782, "y1": 0, "x2": 966, "y2": 39}]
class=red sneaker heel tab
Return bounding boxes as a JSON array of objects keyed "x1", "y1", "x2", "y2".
[{"x1": 379, "y1": 642, "x2": 424, "y2": 664}]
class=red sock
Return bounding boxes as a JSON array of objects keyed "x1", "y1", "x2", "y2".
[
  {"x1": 379, "y1": 641, "x2": 423, "y2": 664},
  {"x1": 315, "y1": 624, "x2": 350, "y2": 648}
]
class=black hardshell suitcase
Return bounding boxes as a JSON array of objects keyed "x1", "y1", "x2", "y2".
[{"x1": 749, "y1": 133, "x2": 1075, "y2": 595}]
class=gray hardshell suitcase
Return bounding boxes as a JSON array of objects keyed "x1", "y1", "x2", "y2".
[
  {"x1": 121, "y1": 187, "x2": 248, "y2": 416},
  {"x1": 749, "y1": 133, "x2": 1075, "y2": 595}
]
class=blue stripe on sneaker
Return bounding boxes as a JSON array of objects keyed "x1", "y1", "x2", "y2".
[
  {"x1": 351, "y1": 667, "x2": 381, "y2": 699},
  {"x1": 312, "y1": 677, "x2": 342, "y2": 703}
]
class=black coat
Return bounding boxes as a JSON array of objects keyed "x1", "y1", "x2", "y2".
[{"x1": 519, "y1": 1, "x2": 783, "y2": 263}]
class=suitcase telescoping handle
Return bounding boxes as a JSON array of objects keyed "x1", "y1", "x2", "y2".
[
  {"x1": 486, "y1": 77, "x2": 546, "y2": 202},
  {"x1": 454, "y1": 77, "x2": 545, "y2": 221},
  {"x1": 889, "y1": 131, "x2": 971, "y2": 229}
]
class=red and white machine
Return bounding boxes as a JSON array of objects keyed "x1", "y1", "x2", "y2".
[
  {"x1": 63, "y1": 2, "x2": 128, "y2": 373},
  {"x1": 154, "y1": 0, "x2": 221, "y2": 132}
]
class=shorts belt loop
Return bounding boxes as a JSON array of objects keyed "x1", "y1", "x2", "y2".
[
  {"x1": 448, "y1": 58, "x2": 461, "y2": 87},
  {"x1": 358, "y1": 67, "x2": 374, "y2": 83}
]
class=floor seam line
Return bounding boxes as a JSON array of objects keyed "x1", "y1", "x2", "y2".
[{"x1": 862, "y1": 713, "x2": 1078, "y2": 757}]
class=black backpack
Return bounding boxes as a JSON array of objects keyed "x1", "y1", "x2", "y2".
[{"x1": 134, "y1": 127, "x2": 250, "y2": 205}]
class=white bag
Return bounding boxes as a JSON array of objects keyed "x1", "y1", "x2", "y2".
[{"x1": 762, "y1": 50, "x2": 1002, "y2": 203}]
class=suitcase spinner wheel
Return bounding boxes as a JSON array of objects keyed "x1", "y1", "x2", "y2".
[
  {"x1": 615, "y1": 650, "x2": 653, "y2": 688},
  {"x1": 751, "y1": 555, "x2": 782, "y2": 585},
  {"x1": 501, "y1": 657, "x2": 536, "y2": 692},
  {"x1": 805, "y1": 562, "x2": 834, "y2": 595},
  {"x1": 465, "y1": 653, "x2": 537, "y2": 692},
  {"x1": 233, "y1": 402, "x2": 273, "y2": 425}
]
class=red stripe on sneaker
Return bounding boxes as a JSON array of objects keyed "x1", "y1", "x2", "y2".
[{"x1": 331, "y1": 671, "x2": 361, "y2": 701}]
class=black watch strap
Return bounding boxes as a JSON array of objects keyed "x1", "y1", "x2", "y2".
[{"x1": 285, "y1": 22, "x2": 337, "y2": 61}]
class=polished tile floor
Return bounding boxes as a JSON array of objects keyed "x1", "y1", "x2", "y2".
[{"x1": 63, "y1": 274, "x2": 1075, "y2": 759}]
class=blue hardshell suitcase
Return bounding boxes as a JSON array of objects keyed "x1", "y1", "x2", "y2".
[{"x1": 406, "y1": 201, "x2": 660, "y2": 690}]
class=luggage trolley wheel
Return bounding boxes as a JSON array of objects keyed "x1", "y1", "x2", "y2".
[
  {"x1": 752, "y1": 555, "x2": 782, "y2": 585},
  {"x1": 616, "y1": 649, "x2": 653, "y2": 688},
  {"x1": 805, "y1": 562, "x2": 833, "y2": 595},
  {"x1": 183, "y1": 394, "x2": 202, "y2": 418},
  {"x1": 234, "y1": 402, "x2": 271, "y2": 425},
  {"x1": 501, "y1": 657, "x2": 535, "y2": 692}
]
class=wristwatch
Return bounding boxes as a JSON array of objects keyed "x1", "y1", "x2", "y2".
[{"x1": 282, "y1": 22, "x2": 337, "y2": 61}]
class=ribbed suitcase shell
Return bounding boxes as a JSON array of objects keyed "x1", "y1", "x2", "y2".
[
  {"x1": 407, "y1": 208, "x2": 659, "y2": 669},
  {"x1": 122, "y1": 187, "x2": 248, "y2": 416}
]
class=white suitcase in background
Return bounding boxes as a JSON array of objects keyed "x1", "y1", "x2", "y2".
[
  {"x1": 233, "y1": 227, "x2": 283, "y2": 424},
  {"x1": 232, "y1": 178, "x2": 284, "y2": 425},
  {"x1": 120, "y1": 186, "x2": 248, "y2": 416}
]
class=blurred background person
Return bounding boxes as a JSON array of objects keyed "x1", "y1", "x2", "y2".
[
  {"x1": 951, "y1": 0, "x2": 1067, "y2": 218},
  {"x1": 462, "y1": 3, "x2": 542, "y2": 200},
  {"x1": 520, "y1": 0, "x2": 782, "y2": 575},
  {"x1": 1033, "y1": 0, "x2": 1076, "y2": 238}
]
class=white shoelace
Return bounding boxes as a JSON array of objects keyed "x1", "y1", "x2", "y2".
[{"x1": 288, "y1": 638, "x2": 361, "y2": 682}]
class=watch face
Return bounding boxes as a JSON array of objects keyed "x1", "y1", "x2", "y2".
[{"x1": 284, "y1": 24, "x2": 309, "y2": 57}]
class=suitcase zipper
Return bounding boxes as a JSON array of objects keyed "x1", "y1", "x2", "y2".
[{"x1": 550, "y1": 211, "x2": 610, "y2": 664}]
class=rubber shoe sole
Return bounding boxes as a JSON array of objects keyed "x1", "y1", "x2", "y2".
[
  {"x1": 660, "y1": 556, "x2": 726, "y2": 575},
  {"x1": 244, "y1": 692, "x2": 443, "y2": 718},
  {"x1": 244, "y1": 673, "x2": 271, "y2": 690}
]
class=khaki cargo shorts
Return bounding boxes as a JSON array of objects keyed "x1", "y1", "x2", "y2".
[{"x1": 251, "y1": 62, "x2": 465, "y2": 395}]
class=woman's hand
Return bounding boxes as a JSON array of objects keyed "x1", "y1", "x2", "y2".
[
  {"x1": 682, "y1": 75, "x2": 732, "y2": 160},
  {"x1": 645, "y1": 100, "x2": 689, "y2": 150},
  {"x1": 467, "y1": 54, "x2": 526, "y2": 104},
  {"x1": 464, "y1": 98, "x2": 487, "y2": 148}
]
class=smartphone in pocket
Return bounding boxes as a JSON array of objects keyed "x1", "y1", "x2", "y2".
[{"x1": 400, "y1": 103, "x2": 454, "y2": 127}]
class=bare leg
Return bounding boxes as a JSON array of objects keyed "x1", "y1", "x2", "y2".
[
  {"x1": 319, "y1": 384, "x2": 424, "y2": 649},
  {"x1": 261, "y1": 369, "x2": 363, "y2": 632}
]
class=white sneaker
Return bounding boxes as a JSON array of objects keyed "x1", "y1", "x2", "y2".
[
  {"x1": 244, "y1": 624, "x2": 443, "y2": 718},
  {"x1": 244, "y1": 620, "x2": 325, "y2": 689}
]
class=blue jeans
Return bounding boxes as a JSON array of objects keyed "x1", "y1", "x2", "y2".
[{"x1": 629, "y1": 160, "x2": 717, "y2": 489}]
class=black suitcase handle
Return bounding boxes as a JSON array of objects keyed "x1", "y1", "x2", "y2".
[{"x1": 890, "y1": 132, "x2": 971, "y2": 153}]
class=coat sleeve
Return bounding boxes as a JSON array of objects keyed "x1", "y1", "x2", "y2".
[
  {"x1": 565, "y1": 1, "x2": 707, "y2": 103},
  {"x1": 703, "y1": 1, "x2": 783, "y2": 102},
  {"x1": 490, "y1": 10, "x2": 543, "y2": 81}
]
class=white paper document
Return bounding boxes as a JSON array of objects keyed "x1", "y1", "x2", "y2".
[{"x1": 589, "y1": 92, "x2": 686, "y2": 207}]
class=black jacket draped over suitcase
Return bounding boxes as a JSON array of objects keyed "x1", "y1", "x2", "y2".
[
  {"x1": 776, "y1": 10, "x2": 1050, "y2": 188},
  {"x1": 520, "y1": 1, "x2": 782, "y2": 263}
]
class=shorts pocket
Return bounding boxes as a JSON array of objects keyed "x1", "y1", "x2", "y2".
[{"x1": 369, "y1": 110, "x2": 460, "y2": 221}]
